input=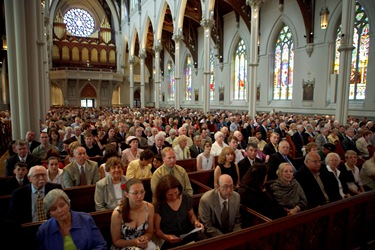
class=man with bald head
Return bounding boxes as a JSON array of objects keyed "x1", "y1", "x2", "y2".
[
  {"x1": 8, "y1": 166, "x2": 62, "y2": 224},
  {"x1": 296, "y1": 152, "x2": 342, "y2": 208},
  {"x1": 199, "y1": 174, "x2": 241, "y2": 238}
]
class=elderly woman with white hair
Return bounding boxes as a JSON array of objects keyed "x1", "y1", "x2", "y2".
[
  {"x1": 325, "y1": 152, "x2": 349, "y2": 198},
  {"x1": 173, "y1": 135, "x2": 191, "y2": 160},
  {"x1": 210, "y1": 131, "x2": 228, "y2": 156},
  {"x1": 37, "y1": 189, "x2": 107, "y2": 250},
  {"x1": 165, "y1": 128, "x2": 177, "y2": 146}
]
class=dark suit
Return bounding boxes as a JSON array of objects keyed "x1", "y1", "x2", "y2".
[
  {"x1": 342, "y1": 136, "x2": 360, "y2": 154},
  {"x1": 258, "y1": 125, "x2": 268, "y2": 141},
  {"x1": 263, "y1": 142, "x2": 277, "y2": 156},
  {"x1": 28, "y1": 140, "x2": 41, "y2": 154},
  {"x1": 275, "y1": 127, "x2": 286, "y2": 141},
  {"x1": 292, "y1": 132, "x2": 308, "y2": 156},
  {"x1": 8, "y1": 183, "x2": 62, "y2": 224},
  {"x1": 116, "y1": 132, "x2": 127, "y2": 150},
  {"x1": 148, "y1": 144, "x2": 167, "y2": 156},
  {"x1": 267, "y1": 152, "x2": 295, "y2": 181},
  {"x1": 5, "y1": 154, "x2": 41, "y2": 176},
  {"x1": 295, "y1": 165, "x2": 342, "y2": 208},
  {"x1": 1, "y1": 177, "x2": 30, "y2": 195},
  {"x1": 238, "y1": 157, "x2": 262, "y2": 181},
  {"x1": 189, "y1": 145, "x2": 202, "y2": 158}
]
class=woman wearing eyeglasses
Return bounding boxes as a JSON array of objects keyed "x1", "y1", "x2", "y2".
[
  {"x1": 94, "y1": 157, "x2": 128, "y2": 211},
  {"x1": 110, "y1": 178, "x2": 157, "y2": 250},
  {"x1": 154, "y1": 175, "x2": 204, "y2": 249}
]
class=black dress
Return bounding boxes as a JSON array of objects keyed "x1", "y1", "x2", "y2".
[{"x1": 219, "y1": 163, "x2": 238, "y2": 185}]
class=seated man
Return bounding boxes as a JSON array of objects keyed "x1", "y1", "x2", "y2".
[
  {"x1": 318, "y1": 143, "x2": 336, "y2": 163},
  {"x1": 83, "y1": 133, "x2": 101, "y2": 157},
  {"x1": 238, "y1": 143, "x2": 262, "y2": 181},
  {"x1": 262, "y1": 132, "x2": 280, "y2": 157},
  {"x1": 6, "y1": 140, "x2": 41, "y2": 176},
  {"x1": 296, "y1": 152, "x2": 342, "y2": 208},
  {"x1": 360, "y1": 153, "x2": 375, "y2": 191},
  {"x1": 32, "y1": 132, "x2": 58, "y2": 160},
  {"x1": 267, "y1": 140, "x2": 296, "y2": 181},
  {"x1": 150, "y1": 147, "x2": 193, "y2": 196},
  {"x1": 1, "y1": 162, "x2": 30, "y2": 195},
  {"x1": 63, "y1": 146, "x2": 100, "y2": 188},
  {"x1": 8, "y1": 166, "x2": 62, "y2": 224},
  {"x1": 199, "y1": 174, "x2": 241, "y2": 237}
]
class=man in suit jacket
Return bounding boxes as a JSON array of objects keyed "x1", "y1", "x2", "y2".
[
  {"x1": 8, "y1": 166, "x2": 62, "y2": 224},
  {"x1": 292, "y1": 125, "x2": 308, "y2": 157},
  {"x1": 1, "y1": 162, "x2": 30, "y2": 195},
  {"x1": 267, "y1": 140, "x2": 296, "y2": 180},
  {"x1": 262, "y1": 132, "x2": 280, "y2": 156},
  {"x1": 63, "y1": 146, "x2": 100, "y2": 188},
  {"x1": 258, "y1": 120, "x2": 269, "y2": 142},
  {"x1": 199, "y1": 174, "x2": 241, "y2": 238},
  {"x1": 315, "y1": 127, "x2": 330, "y2": 150},
  {"x1": 25, "y1": 130, "x2": 41, "y2": 153},
  {"x1": 189, "y1": 135, "x2": 203, "y2": 158},
  {"x1": 149, "y1": 133, "x2": 168, "y2": 155},
  {"x1": 275, "y1": 122, "x2": 287, "y2": 142},
  {"x1": 342, "y1": 127, "x2": 360, "y2": 154},
  {"x1": 296, "y1": 152, "x2": 342, "y2": 208},
  {"x1": 5, "y1": 140, "x2": 41, "y2": 176},
  {"x1": 238, "y1": 143, "x2": 263, "y2": 181}
]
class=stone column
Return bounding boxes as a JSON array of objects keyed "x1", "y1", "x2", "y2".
[
  {"x1": 335, "y1": 0, "x2": 356, "y2": 124},
  {"x1": 5, "y1": 0, "x2": 45, "y2": 139},
  {"x1": 172, "y1": 33, "x2": 184, "y2": 109},
  {"x1": 247, "y1": 0, "x2": 265, "y2": 119},
  {"x1": 154, "y1": 43, "x2": 162, "y2": 108},
  {"x1": 139, "y1": 50, "x2": 146, "y2": 108},
  {"x1": 129, "y1": 56, "x2": 135, "y2": 108},
  {"x1": 200, "y1": 18, "x2": 215, "y2": 114}
]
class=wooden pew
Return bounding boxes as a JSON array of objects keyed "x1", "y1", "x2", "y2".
[
  {"x1": 176, "y1": 158, "x2": 197, "y2": 172},
  {"x1": 64, "y1": 184, "x2": 96, "y2": 212},
  {"x1": 0, "y1": 195, "x2": 11, "y2": 218},
  {"x1": 174, "y1": 190, "x2": 375, "y2": 250},
  {"x1": 188, "y1": 169, "x2": 214, "y2": 188}
]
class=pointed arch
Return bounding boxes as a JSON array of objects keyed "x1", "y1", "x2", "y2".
[{"x1": 233, "y1": 38, "x2": 247, "y2": 101}]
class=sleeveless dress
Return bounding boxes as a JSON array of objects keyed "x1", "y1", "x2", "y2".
[
  {"x1": 111, "y1": 203, "x2": 157, "y2": 250},
  {"x1": 219, "y1": 163, "x2": 238, "y2": 185}
]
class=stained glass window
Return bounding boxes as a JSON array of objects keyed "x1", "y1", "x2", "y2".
[
  {"x1": 234, "y1": 39, "x2": 247, "y2": 100},
  {"x1": 185, "y1": 55, "x2": 192, "y2": 100},
  {"x1": 273, "y1": 24, "x2": 294, "y2": 100},
  {"x1": 63, "y1": 9, "x2": 95, "y2": 37},
  {"x1": 168, "y1": 61, "x2": 175, "y2": 101},
  {"x1": 334, "y1": 1, "x2": 369, "y2": 100},
  {"x1": 210, "y1": 49, "x2": 215, "y2": 100}
]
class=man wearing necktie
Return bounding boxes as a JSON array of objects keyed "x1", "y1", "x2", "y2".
[
  {"x1": 189, "y1": 135, "x2": 203, "y2": 158},
  {"x1": 8, "y1": 166, "x2": 62, "y2": 224},
  {"x1": 199, "y1": 174, "x2": 241, "y2": 237},
  {"x1": 267, "y1": 141, "x2": 296, "y2": 180},
  {"x1": 1, "y1": 162, "x2": 30, "y2": 195},
  {"x1": 63, "y1": 146, "x2": 99, "y2": 188}
]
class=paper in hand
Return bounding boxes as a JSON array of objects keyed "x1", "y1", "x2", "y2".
[{"x1": 180, "y1": 227, "x2": 203, "y2": 239}]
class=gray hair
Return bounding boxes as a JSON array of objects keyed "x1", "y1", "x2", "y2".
[
  {"x1": 325, "y1": 152, "x2": 340, "y2": 164},
  {"x1": 214, "y1": 131, "x2": 224, "y2": 140},
  {"x1": 28, "y1": 165, "x2": 47, "y2": 177},
  {"x1": 43, "y1": 189, "x2": 71, "y2": 214}
]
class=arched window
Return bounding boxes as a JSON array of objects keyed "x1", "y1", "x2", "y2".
[
  {"x1": 210, "y1": 49, "x2": 215, "y2": 100},
  {"x1": 234, "y1": 39, "x2": 247, "y2": 100},
  {"x1": 334, "y1": 1, "x2": 369, "y2": 100},
  {"x1": 168, "y1": 60, "x2": 175, "y2": 101},
  {"x1": 273, "y1": 24, "x2": 294, "y2": 100},
  {"x1": 63, "y1": 9, "x2": 95, "y2": 37},
  {"x1": 185, "y1": 55, "x2": 192, "y2": 101}
]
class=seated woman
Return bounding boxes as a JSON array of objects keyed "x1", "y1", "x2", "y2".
[
  {"x1": 122, "y1": 136, "x2": 144, "y2": 167},
  {"x1": 173, "y1": 135, "x2": 191, "y2": 160},
  {"x1": 95, "y1": 157, "x2": 128, "y2": 211},
  {"x1": 270, "y1": 163, "x2": 307, "y2": 215},
  {"x1": 214, "y1": 147, "x2": 240, "y2": 188},
  {"x1": 42, "y1": 149, "x2": 64, "y2": 169},
  {"x1": 126, "y1": 149, "x2": 154, "y2": 179},
  {"x1": 37, "y1": 189, "x2": 107, "y2": 250},
  {"x1": 154, "y1": 175, "x2": 204, "y2": 249},
  {"x1": 238, "y1": 163, "x2": 286, "y2": 222},
  {"x1": 110, "y1": 178, "x2": 157, "y2": 250},
  {"x1": 325, "y1": 152, "x2": 349, "y2": 198},
  {"x1": 339, "y1": 150, "x2": 365, "y2": 195},
  {"x1": 46, "y1": 156, "x2": 64, "y2": 188},
  {"x1": 196, "y1": 141, "x2": 215, "y2": 171}
]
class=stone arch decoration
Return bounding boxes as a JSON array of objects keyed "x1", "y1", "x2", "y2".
[{"x1": 81, "y1": 84, "x2": 97, "y2": 98}]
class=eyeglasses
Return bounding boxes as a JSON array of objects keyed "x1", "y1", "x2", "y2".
[
  {"x1": 32, "y1": 173, "x2": 47, "y2": 178},
  {"x1": 219, "y1": 185, "x2": 234, "y2": 190},
  {"x1": 308, "y1": 160, "x2": 320, "y2": 164},
  {"x1": 128, "y1": 190, "x2": 146, "y2": 196}
]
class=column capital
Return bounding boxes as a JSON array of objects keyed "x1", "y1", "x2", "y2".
[
  {"x1": 200, "y1": 18, "x2": 215, "y2": 29},
  {"x1": 139, "y1": 50, "x2": 147, "y2": 60},
  {"x1": 172, "y1": 34, "x2": 184, "y2": 43},
  {"x1": 129, "y1": 55, "x2": 135, "y2": 64},
  {"x1": 153, "y1": 45, "x2": 162, "y2": 53},
  {"x1": 247, "y1": 0, "x2": 265, "y2": 8}
]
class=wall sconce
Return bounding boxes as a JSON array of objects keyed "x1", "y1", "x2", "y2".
[
  {"x1": 2, "y1": 36, "x2": 7, "y2": 50},
  {"x1": 320, "y1": 1, "x2": 330, "y2": 29}
]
